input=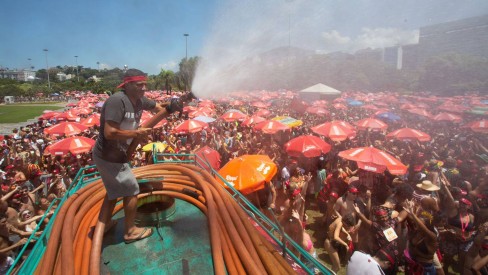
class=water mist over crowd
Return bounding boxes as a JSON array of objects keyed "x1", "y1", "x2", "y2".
[{"x1": 192, "y1": 0, "x2": 424, "y2": 98}]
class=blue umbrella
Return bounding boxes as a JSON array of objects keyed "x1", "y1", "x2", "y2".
[
  {"x1": 376, "y1": 112, "x2": 401, "y2": 121},
  {"x1": 193, "y1": 116, "x2": 216, "y2": 123},
  {"x1": 347, "y1": 100, "x2": 363, "y2": 106}
]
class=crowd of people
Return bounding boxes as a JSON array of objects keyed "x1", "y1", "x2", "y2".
[{"x1": 0, "y1": 87, "x2": 487, "y2": 274}]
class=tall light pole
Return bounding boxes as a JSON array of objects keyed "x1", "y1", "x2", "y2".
[
  {"x1": 43, "y1": 49, "x2": 51, "y2": 89},
  {"x1": 183, "y1": 33, "x2": 189, "y2": 60},
  {"x1": 74, "y1": 55, "x2": 79, "y2": 82},
  {"x1": 97, "y1": 61, "x2": 100, "y2": 72},
  {"x1": 27, "y1": 58, "x2": 32, "y2": 70}
]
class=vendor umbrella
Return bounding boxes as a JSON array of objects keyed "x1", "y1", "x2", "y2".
[
  {"x1": 44, "y1": 122, "x2": 88, "y2": 137},
  {"x1": 355, "y1": 118, "x2": 388, "y2": 131},
  {"x1": 80, "y1": 113, "x2": 101, "y2": 127},
  {"x1": 53, "y1": 111, "x2": 79, "y2": 122},
  {"x1": 173, "y1": 119, "x2": 208, "y2": 134},
  {"x1": 44, "y1": 136, "x2": 95, "y2": 155},
  {"x1": 142, "y1": 142, "x2": 169, "y2": 153},
  {"x1": 284, "y1": 135, "x2": 331, "y2": 158},
  {"x1": 338, "y1": 146, "x2": 407, "y2": 175},
  {"x1": 432, "y1": 112, "x2": 462, "y2": 123},
  {"x1": 254, "y1": 120, "x2": 290, "y2": 134},
  {"x1": 241, "y1": 116, "x2": 266, "y2": 127},
  {"x1": 220, "y1": 111, "x2": 248, "y2": 122},
  {"x1": 311, "y1": 121, "x2": 356, "y2": 141},
  {"x1": 467, "y1": 120, "x2": 488, "y2": 133},
  {"x1": 254, "y1": 109, "x2": 271, "y2": 117},
  {"x1": 195, "y1": 145, "x2": 221, "y2": 171},
  {"x1": 375, "y1": 112, "x2": 401, "y2": 121},
  {"x1": 386, "y1": 128, "x2": 431, "y2": 142},
  {"x1": 217, "y1": 155, "x2": 277, "y2": 195},
  {"x1": 193, "y1": 116, "x2": 216, "y2": 123},
  {"x1": 305, "y1": 106, "x2": 329, "y2": 116}
]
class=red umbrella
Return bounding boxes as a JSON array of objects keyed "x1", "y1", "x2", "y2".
[
  {"x1": 305, "y1": 106, "x2": 329, "y2": 116},
  {"x1": 400, "y1": 103, "x2": 417, "y2": 110},
  {"x1": 408, "y1": 108, "x2": 433, "y2": 118},
  {"x1": 173, "y1": 120, "x2": 208, "y2": 134},
  {"x1": 39, "y1": 111, "x2": 60, "y2": 120},
  {"x1": 284, "y1": 135, "x2": 331, "y2": 158},
  {"x1": 466, "y1": 120, "x2": 488, "y2": 133},
  {"x1": 338, "y1": 146, "x2": 407, "y2": 175},
  {"x1": 432, "y1": 112, "x2": 462, "y2": 122},
  {"x1": 220, "y1": 111, "x2": 248, "y2": 122},
  {"x1": 333, "y1": 103, "x2": 347, "y2": 110},
  {"x1": 195, "y1": 146, "x2": 221, "y2": 171},
  {"x1": 311, "y1": 121, "x2": 356, "y2": 141},
  {"x1": 355, "y1": 118, "x2": 388, "y2": 130},
  {"x1": 229, "y1": 100, "x2": 244, "y2": 106},
  {"x1": 198, "y1": 100, "x2": 215, "y2": 108},
  {"x1": 254, "y1": 109, "x2": 271, "y2": 117},
  {"x1": 44, "y1": 122, "x2": 88, "y2": 137},
  {"x1": 252, "y1": 101, "x2": 268, "y2": 108},
  {"x1": 241, "y1": 116, "x2": 266, "y2": 127},
  {"x1": 253, "y1": 120, "x2": 289, "y2": 134},
  {"x1": 53, "y1": 112, "x2": 79, "y2": 122},
  {"x1": 386, "y1": 128, "x2": 431, "y2": 142},
  {"x1": 183, "y1": 106, "x2": 197, "y2": 113},
  {"x1": 189, "y1": 110, "x2": 215, "y2": 118},
  {"x1": 80, "y1": 113, "x2": 101, "y2": 127},
  {"x1": 44, "y1": 136, "x2": 95, "y2": 155}
]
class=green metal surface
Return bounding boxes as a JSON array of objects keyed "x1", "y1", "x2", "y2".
[{"x1": 101, "y1": 199, "x2": 213, "y2": 275}]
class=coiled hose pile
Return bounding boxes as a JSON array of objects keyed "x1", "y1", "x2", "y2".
[{"x1": 34, "y1": 163, "x2": 295, "y2": 275}]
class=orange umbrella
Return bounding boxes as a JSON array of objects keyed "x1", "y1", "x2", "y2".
[
  {"x1": 355, "y1": 118, "x2": 388, "y2": 130},
  {"x1": 432, "y1": 112, "x2": 462, "y2": 122},
  {"x1": 284, "y1": 135, "x2": 331, "y2": 158},
  {"x1": 217, "y1": 155, "x2": 277, "y2": 195},
  {"x1": 44, "y1": 122, "x2": 88, "y2": 137},
  {"x1": 44, "y1": 136, "x2": 95, "y2": 155},
  {"x1": 173, "y1": 119, "x2": 208, "y2": 134},
  {"x1": 386, "y1": 128, "x2": 431, "y2": 142},
  {"x1": 311, "y1": 121, "x2": 356, "y2": 141},
  {"x1": 80, "y1": 113, "x2": 101, "y2": 127},
  {"x1": 253, "y1": 120, "x2": 290, "y2": 134},
  {"x1": 338, "y1": 146, "x2": 407, "y2": 175}
]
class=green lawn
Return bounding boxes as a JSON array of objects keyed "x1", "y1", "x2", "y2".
[{"x1": 0, "y1": 105, "x2": 63, "y2": 123}]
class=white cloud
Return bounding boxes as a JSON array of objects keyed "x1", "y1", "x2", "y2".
[
  {"x1": 158, "y1": 61, "x2": 178, "y2": 71},
  {"x1": 99, "y1": 63, "x2": 111, "y2": 70}
]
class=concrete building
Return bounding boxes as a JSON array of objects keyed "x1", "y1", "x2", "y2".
[{"x1": 0, "y1": 68, "x2": 36, "y2": 81}]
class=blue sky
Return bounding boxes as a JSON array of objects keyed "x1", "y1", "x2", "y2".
[{"x1": 1, "y1": 0, "x2": 488, "y2": 76}]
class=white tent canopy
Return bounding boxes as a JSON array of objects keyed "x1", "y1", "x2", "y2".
[{"x1": 299, "y1": 83, "x2": 342, "y2": 95}]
